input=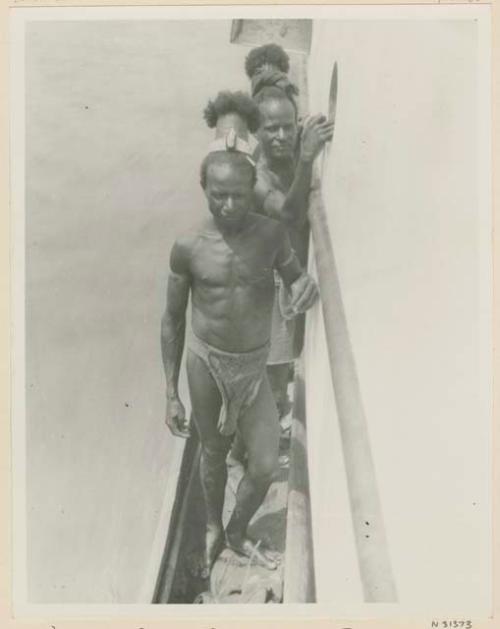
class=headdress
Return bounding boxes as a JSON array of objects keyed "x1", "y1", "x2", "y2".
[
  {"x1": 244, "y1": 43, "x2": 299, "y2": 100},
  {"x1": 203, "y1": 91, "x2": 259, "y2": 165}
]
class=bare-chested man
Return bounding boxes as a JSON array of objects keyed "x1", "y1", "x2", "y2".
[
  {"x1": 161, "y1": 93, "x2": 318, "y2": 578},
  {"x1": 247, "y1": 44, "x2": 333, "y2": 417}
]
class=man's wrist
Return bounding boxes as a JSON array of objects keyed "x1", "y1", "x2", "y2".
[
  {"x1": 291, "y1": 270, "x2": 307, "y2": 287},
  {"x1": 299, "y1": 150, "x2": 315, "y2": 165},
  {"x1": 166, "y1": 389, "x2": 179, "y2": 401}
]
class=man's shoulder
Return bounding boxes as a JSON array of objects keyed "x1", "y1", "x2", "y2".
[
  {"x1": 249, "y1": 212, "x2": 286, "y2": 238},
  {"x1": 173, "y1": 230, "x2": 197, "y2": 252},
  {"x1": 170, "y1": 223, "x2": 208, "y2": 271},
  {"x1": 172, "y1": 220, "x2": 210, "y2": 251},
  {"x1": 255, "y1": 160, "x2": 280, "y2": 188}
]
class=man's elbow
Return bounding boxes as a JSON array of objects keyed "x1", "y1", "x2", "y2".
[
  {"x1": 282, "y1": 205, "x2": 309, "y2": 230},
  {"x1": 161, "y1": 310, "x2": 185, "y2": 337},
  {"x1": 290, "y1": 215, "x2": 309, "y2": 231},
  {"x1": 160, "y1": 313, "x2": 169, "y2": 343}
]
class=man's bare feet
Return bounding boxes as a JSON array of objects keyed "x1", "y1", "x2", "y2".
[
  {"x1": 201, "y1": 526, "x2": 225, "y2": 580},
  {"x1": 225, "y1": 533, "x2": 281, "y2": 570}
]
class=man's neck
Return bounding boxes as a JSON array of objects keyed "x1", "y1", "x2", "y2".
[
  {"x1": 212, "y1": 214, "x2": 251, "y2": 238},
  {"x1": 264, "y1": 152, "x2": 295, "y2": 177}
]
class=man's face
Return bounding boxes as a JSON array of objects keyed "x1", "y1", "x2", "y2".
[
  {"x1": 257, "y1": 98, "x2": 297, "y2": 162},
  {"x1": 204, "y1": 160, "x2": 254, "y2": 230}
]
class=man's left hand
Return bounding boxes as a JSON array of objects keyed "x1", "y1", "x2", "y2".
[{"x1": 289, "y1": 273, "x2": 319, "y2": 313}]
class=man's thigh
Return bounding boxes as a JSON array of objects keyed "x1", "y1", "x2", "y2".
[
  {"x1": 186, "y1": 350, "x2": 227, "y2": 448},
  {"x1": 238, "y1": 375, "x2": 280, "y2": 473}
]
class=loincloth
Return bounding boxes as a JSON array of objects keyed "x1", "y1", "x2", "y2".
[
  {"x1": 188, "y1": 334, "x2": 270, "y2": 436},
  {"x1": 268, "y1": 273, "x2": 297, "y2": 366}
]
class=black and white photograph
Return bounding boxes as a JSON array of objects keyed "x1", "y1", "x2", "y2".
[{"x1": 9, "y1": 4, "x2": 492, "y2": 620}]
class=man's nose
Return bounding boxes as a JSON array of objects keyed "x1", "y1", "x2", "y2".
[
  {"x1": 222, "y1": 196, "x2": 234, "y2": 211},
  {"x1": 277, "y1": 127, "x2": 285, "y2": 140}
]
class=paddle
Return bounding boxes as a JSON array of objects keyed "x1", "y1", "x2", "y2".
[
  {"x1": 309, "y1": 60, "x2": 398, "y2": 602},
  {"x1": 321, "y1": 61, "x2": 338, "y2": 180}
]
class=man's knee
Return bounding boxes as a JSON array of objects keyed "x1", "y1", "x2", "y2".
[
  {"x1": 247, "y1": 451, "x2": 278, "y2": 484},
  {"x1": 201, "y1": 435, "x2": 232, "y2": 463}
]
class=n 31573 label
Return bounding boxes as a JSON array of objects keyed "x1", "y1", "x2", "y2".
[{"x1": 431, "y1": 621, "x2": 473, "y2": 628}]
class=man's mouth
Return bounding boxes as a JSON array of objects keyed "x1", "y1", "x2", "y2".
[
  {"x1": 220, "y1": 212, "x2": 241, "y2": 222},
  {"x1": 272, "y1": 144, "x2": 291, "y2": 154}
]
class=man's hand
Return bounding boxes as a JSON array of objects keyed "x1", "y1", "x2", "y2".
[
  {"x1": 289, "y1": 273, "x2": 319, "y2": 314},
  {"x1": 165, "y1": 395, "x2": 190, "y2": 438},
  {"x1": 299, "y1": 114, "x2": 335, "y2": 163}
]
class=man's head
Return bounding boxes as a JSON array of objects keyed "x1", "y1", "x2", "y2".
[
  {"x1": 255, "y1": 89, "x2": 298, "y2": 163},
  {"x1": 245, "y1": 44, "x2": 299, "y2": 164},
  {"x1": 245, "y1": 43, "x2": 290, "y2": 79},
  {"x1": 200, "y1": 152, "x2": 256, "y2": 230},
  {"x1": 201, "y1": 90, "x2": 258, "y2": 229}
]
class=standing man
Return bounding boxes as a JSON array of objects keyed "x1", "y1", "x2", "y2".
[
  {"x1": 246, "y1": 44, "x2": 334, "y2": 418},
  {"x1": 161, "y1": 92, "x2": 318, "y2": 578}
]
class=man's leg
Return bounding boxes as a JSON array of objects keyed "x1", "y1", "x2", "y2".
[
  {"x1": 186, "y1": 351, "x2": 232, "y2": 578},
  {"x1": 226, "y1": 431, "x2": 246, "y2": 467},
  {"x1": 267, "y1": 362, "x2": 293, "y2": 419},
  {"x1": 229, "y1": 363, "x2": 292, "y2": 468},
  {"x1": 225, "y1": 375, "x2": 280, "y2": 569}
]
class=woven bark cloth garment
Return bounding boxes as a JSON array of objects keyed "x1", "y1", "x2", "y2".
[{"x1": 188, "y1": 334, "x2": 270, "y2": 436}]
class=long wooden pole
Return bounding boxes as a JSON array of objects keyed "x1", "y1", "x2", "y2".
[
  {"x1": 308, "y1": 178, "x2": 397, "y2": 602},
  {"x1": 299, "y1": 42, "x2": 397, "y2": 604},
  {"x1": 308, "y1": 54, "x2": 397, "y2": 601}
]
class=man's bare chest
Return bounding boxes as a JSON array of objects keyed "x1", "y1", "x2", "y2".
[
  {"x1": 191, "y1": 238, "x2": 275, "y2": 289},
  {"x1": 258, "y1": 161, "x2": 294, "y2": 194}
]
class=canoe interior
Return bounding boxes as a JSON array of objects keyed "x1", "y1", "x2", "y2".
[{"x1": 153, "y1": 375, "x2": 307, "y2": 604}]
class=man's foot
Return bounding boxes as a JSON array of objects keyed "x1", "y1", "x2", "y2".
[
  {"x1": 277, "y1": 397, "x2": 293, "y2": 421},
  {"x1": 225, "y1": 533, "x2": 280, "y2": 570},
  {"x1": 278, "y1": 453, "x2": 290, "y2": 467},
  {"x1": 201, "y1": 527, "x2": 225, "y2": 580},
  {"x1": 279, "y1": 412, "x2": 292, "y2": 433}
]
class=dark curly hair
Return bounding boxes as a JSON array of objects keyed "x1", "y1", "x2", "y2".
[
  {"x1": 245, "y1": 43, "x2": 290, "y2": 78},
  {"x1": 253, "y1": 84, "x2": 298, "y2": 117},
  {"x1": 200, "y1": 152, "x2": 257, "y2": 189},
  {"x1": 203, "y1": 91, "x2": 260, "y2": 133}
]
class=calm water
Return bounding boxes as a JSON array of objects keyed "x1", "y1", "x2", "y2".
[{"x1": 25, "y1": 20, "x2": 250, "y2": 603}]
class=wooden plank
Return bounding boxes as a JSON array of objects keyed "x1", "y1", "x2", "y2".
[
  {"x1": 152, "y1": 434, "x2": 201, "y2": 603},
  {"x1": 229, "y1": 19, "x2": 312, "y2": 54},
  {"x1": 283, "y1": 365, "x2": 316, "y2": 603}
]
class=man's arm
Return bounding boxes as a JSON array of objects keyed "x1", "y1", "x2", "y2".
[
  {"x1": 161, "y1": 239, "x2": 191, "y2": 437},
  {"x1": 255, "y1": 115, "x2": 334, "y2": 229},
  {"x1": 273, "y1": 225, "x2": 319, "y2": 313},
  {"x1": 273, "y1": 224, "x2": 303, "y2": 287}
]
